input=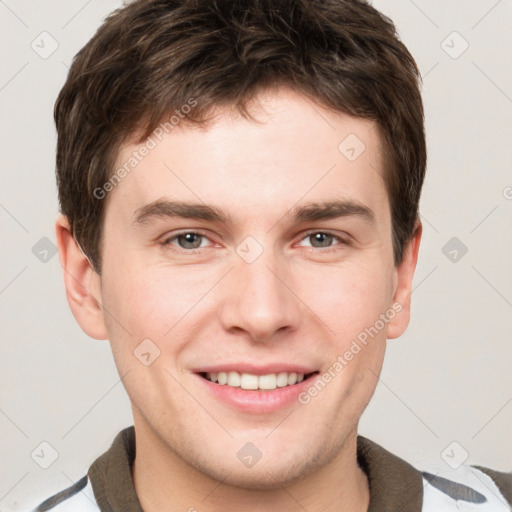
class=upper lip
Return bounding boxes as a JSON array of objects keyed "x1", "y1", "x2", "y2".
[{"x1": 193, "y1": 363, "x2": 318, "y2": 376}]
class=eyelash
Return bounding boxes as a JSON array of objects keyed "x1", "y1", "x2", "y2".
[{"x1": 159, "y1": 229, "x2": 350, "y2": 255}]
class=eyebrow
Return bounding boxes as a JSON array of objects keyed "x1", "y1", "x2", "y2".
[{"x1": 133, "y1": 198, "x2": 375, "y2": 226}]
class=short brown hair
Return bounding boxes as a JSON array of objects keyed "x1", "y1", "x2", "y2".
[{"x1": 55, "y1": 0, "x2": 426, "y2": 272}]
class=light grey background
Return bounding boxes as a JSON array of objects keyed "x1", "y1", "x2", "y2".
[{"x1": 1, "y1": 1, "x2": 511, "y2": 510}]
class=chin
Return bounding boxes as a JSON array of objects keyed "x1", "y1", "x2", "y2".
[
  {"x1": 205, "y1": 465, "x2": 302, "y2": 490},
  {"x1": 192, "y1": 448, "x2": 324, "y2": 490}
]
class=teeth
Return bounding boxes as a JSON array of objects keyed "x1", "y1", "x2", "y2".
[
  {"x1": 276, "y1": 372, "x2": 289, "y2": 387},
  {"x1": 205, "y1": 371, "x2": 306, "y2": 390},
  {"x1": 240, "y1": 373, "x2": 259, "y2": 390},
  {"x1": 227, "y1": 371, "x2": 240, "y2": 387},
  {"x1": 258, "y1": 374, "x2": 277, "y2": 390}
]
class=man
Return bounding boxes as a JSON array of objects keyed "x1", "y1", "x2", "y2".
[{"x1": 34, "y1": 0, "x2": 510, "y2": 510}]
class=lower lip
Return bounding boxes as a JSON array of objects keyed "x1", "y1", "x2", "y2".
[{"x1": 195, "y1": 373, "x2": 318, "y2": 414}]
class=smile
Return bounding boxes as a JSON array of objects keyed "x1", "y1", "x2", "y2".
[{"x1": 199, "y1": 371, "x2": 318, "y2": 390}]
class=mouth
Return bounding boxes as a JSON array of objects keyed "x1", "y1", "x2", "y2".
[{"x1": 198, "y1": 370, "x2": 320, "y2": 391}]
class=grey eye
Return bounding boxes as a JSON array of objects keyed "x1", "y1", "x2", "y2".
[
  {"x1": 176, "y1": 233, "x2": 204, "y2": 249},
  {"x1": 309, "y1": 232, "x2": 335, "y2": 248}
]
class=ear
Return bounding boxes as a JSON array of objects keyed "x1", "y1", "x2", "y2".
[
  {"x1": 55, "y1": 214, "x2": 108, "y2": 340},
  {"x1": 387, "y1": 220, "x2": 422, "y2": 339}
]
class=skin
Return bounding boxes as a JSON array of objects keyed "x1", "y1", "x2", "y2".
[{"x1": 56, "y1": 87, "x2": 421, "y2": 512}]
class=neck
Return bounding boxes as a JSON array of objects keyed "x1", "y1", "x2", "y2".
[{"x1": 131, "y1": 419, "x2": 369, "y2": 512}]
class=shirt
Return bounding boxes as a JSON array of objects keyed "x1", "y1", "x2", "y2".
[{"x1": 31, "y1": 426, "x2": 512, "y2": 511}]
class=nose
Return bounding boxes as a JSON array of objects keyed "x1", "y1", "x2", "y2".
[{"x1": 218, "y1": 244, "x2": 302, "y2": 344}]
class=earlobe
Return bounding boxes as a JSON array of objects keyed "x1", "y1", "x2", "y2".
[
  {"x1": 387, "y1": 220, "x2": 422, "y2": 340},
  {"x1": 55, "y1": 214, "x2": 108, "y2": 340}
]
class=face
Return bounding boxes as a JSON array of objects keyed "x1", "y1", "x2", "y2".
[{"x1": 60, "y1": 88, "x2": 419, "y2": 489}]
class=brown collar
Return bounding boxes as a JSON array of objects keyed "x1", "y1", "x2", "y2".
[
  {"x1": 357, "y1": 435, "x2": 423, "y2": 511},
  {"x1": 88, "y1": 427, "x2": 142, "y2": 512},
  {"x1": 88, "y1": 426, "x2": 424, "y2": 512}
]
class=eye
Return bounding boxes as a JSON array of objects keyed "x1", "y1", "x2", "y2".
[
  {"x1": 161, "y1": 231, "x2": 212, "y2": 252},
  {"x1": 296, "y1": 231, "x2": 348, "y2": 250},
  {"x1": 159, "y1": 229, "x2": 349, "y2": 255}
]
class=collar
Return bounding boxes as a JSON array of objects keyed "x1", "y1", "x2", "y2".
[
  {"x1": 357, "y1": 435, "x2": 423, "y2": 511},
  {"x1": 88, "y1": 426, "x2": 424, "y2": 512}
]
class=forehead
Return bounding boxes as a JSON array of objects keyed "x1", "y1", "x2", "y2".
[{"x1": 108, "y1": 88, "x2": 388, "y2": 226}]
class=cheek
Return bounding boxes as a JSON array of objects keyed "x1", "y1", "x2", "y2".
[
  {"x1": 100, "y1": 261, "x2": 222, "y2": 356},
  {"x1": 298, "y1": 261, "x2": 394, "y2": 341},
  {"x1": 101, "y1": 259, "x2": 179, "y2": 330},
  {"x1": 99, "y1": 266, "x2": 194, "y2": 404}
]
